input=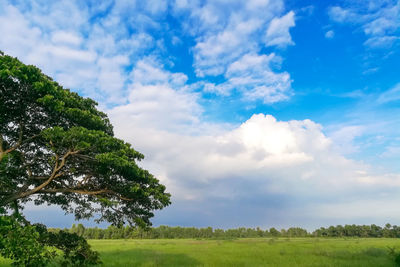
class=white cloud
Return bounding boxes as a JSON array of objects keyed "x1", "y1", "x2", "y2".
[
  {"x1": 51, "y1": 31, "x2": 83, "y2": 46},
  {"x1": 109, "y1": 58, "x2": 202, "y2": 134},
  {"x1": 325, "y1": 30, "x2": 334, "y2": 39},
  {"x1": 265, "y1": 11, "x2": 296, "y2": 48},
  {"x1": 364, "y1": 35, "x2": 399, "y2": 48},
  {"x1": 364, "y1": 17, "x2": 398, "y2": 36},
  {"x1": 177, "y1": 0, "x2": 288, "y2": 77},
  {"x1": 173, "y1": 0, "x2": 296, "y2": 103},
  {"x1": 1, "y1": 0, "x2": 297, "y2": 106},
  {"x1": 22, "y1": 0, "x2": 89, "y2": 32},
  {"x1": 206, "y1": 53, "x2": 292, "y2": 103},
  {"x1": 0, "y1": 3, "x2": 104, "y2": 97},
  {"x1": 110, "y1": 84, "x2": 201, "y2": 133},
  {"x1": 131, "y1": 57, "x2": 188, "y2": 87},
  {"x1": 0, "y1": 0, "x2": 157, "y2": 104},
  {"x1": 328, "y1": 1, "x2": 400, "y2": 49},
  {"x1": 192, "y1": 17, "x2": 262, "y2": 77},
  {"x1": 377, "y1": 83, "x2": 400, "y2": 104},
  {"x1": 144, "y1": 0, "x2": 168, "y2": 15},
  {"x1": 0, "y1": 4, "x2": 42, "y2": 59},
  {"x1": 328, "y1": 6, "x2": 359, "y2": 23},
  {"x1": 108, "y1": 108, "x2": 400, "y2": 224},
  {"x1": 380, "y1": 145, "x2": 400, "y2": 158},
  {"x1": 329, "y1": 125, "x2": 365, "y2": 154},
  {"x1": 5, "y1": 0, "x2": 400, "y2": 228},
  {"x1": 96, "y1": 55, "x2": 130, "y2": 103},
  {"x1": 362, "y1": 67, "x2": 379, "y2": 75}
]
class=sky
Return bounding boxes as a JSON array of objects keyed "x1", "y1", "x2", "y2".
[{"x1": 1, "y1": 0, "x2": 400, "y2": 230}]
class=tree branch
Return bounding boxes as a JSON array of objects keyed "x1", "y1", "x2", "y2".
[
  {"x1": 74, "y1": 154, "x2": 96, "y2": 161},
  {"x1": 0, "y1": 131, "x2": 40, "y2": 162},
  {"x1": 4, "y1": 122, "x2": 23, "y2": 154},
  {"x1": 39, "y1": 188, "x2": 112, "y2": 195},
  {"x1": 76, "y1": 175, "x2": 92, "y2": 188},
  {"x1": 38, "y1": 188, "x2": 133, "y2": 201},
  {"x1": 0, "y1": 135, "x2": 3, "y2": 153},
  {"x1": 0, "y1": 135, "x2": 4, "y2": 162},
  {"x1": 4, "y1": 149, "x2": 79, "y2": 204}
]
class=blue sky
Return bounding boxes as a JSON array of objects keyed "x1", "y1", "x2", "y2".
[{"x1": 1, "y1": 0, "x2": 400, "y2": 230}]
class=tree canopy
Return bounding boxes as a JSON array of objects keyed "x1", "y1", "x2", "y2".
[
  {"x1": 0, "y1": 51, "x2": 170, "y2": 226},
  {"x1": 0, "y1": 51, "x2": 171, "y2": 265}
]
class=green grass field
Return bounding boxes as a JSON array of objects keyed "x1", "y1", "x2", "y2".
[{"x1": 1, "y1": 238, "x2": 399, "y2": 266}]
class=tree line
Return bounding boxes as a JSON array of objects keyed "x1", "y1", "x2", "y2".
[
  {"x1": 50, "y1": 223, "x2": 400, "y2": 239},
  {"x1": 313, "y1": 223, "x2": 399, "y2": 238}
]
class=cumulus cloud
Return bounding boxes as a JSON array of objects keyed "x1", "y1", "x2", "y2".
[
  {"x1": 108, "y1": 106, "x2": 400, "y2": 227},
  {"x1": 108, "y1": 58, "x2": 203, "y2": 134},
  {"x1": 103, "y1": 57, "x2": 400, "y2": 226},
  {"x1": 5, "y1": 0, "x2": 400, "y2": 229}
]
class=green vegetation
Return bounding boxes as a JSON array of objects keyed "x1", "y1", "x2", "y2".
[
  {"x1": 0, "y1": 51, "x2": 170, "y2": 230},
  {"x1": 57, "y1": 223, "x2": 400, "y2": 239},
  {"x1": 0, "y1": 52, "x2": 170, "y2": 265},
  {"x1": 2, "y1": 238, "x2": 400, "y2": 266}
]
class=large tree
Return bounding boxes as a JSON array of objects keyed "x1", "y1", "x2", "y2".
[{"x1": 0, "y1": 52, "x2": 171, "y2": 265}]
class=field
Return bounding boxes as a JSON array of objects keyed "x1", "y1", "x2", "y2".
[{"x1": 1, "y1": 238, "x2": 399, "y2": 266}]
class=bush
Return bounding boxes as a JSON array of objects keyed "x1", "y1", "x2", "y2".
[
  {"x1": 0, "y1": 215, "x2": 54, "y2": 266},
  {"x1": 0, "y1": 215, "x2": 101, "y2": 266},
  {"x1": 388, "y1": 247, "x2": 400, "y2": 266}
]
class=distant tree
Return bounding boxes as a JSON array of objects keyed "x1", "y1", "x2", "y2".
[
  {"x1": 269, "y1": 227, "x2": 280, "y2": 237},
  {"x1": 383, "y1": 223, "x2": 392, "y2": 238},
  {"x1": 76, "y1": 224, "x2": 85, "y2": 237},
  {"x1": 214, "y1": 228, "x2": 225, "y2": 238},
  {"x1": 287, "y1": 227, "x2": 308, "y2": 237},
  {"x1": 0, "y1": 52, "x2": 170, "y2": 265},
  {"x1": 370, "y1": 224, "x2": 382, "y2": 238},
  {"x1": 280, "y1": 229, "x2": 287, "y2": 237},
  {"x1": 256, "y1": 227, "x2": 264, "y2": 237}
]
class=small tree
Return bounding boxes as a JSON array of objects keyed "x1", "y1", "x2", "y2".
[{"x1": 0, "y1": 52, "x2": 171, "y2": 265}]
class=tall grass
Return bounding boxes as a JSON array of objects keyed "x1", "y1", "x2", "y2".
[
  {"x1": 91, "y1": 238, "x2": 398, "y2": 266},
  {"x1": 1, "y1": 238, "x2": 398, "y2": 266}
]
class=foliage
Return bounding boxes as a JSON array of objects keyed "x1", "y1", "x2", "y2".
[
  {"x1": 0, "y1": 52, "x2": 170, "y2": 265},
  {"x1": 388, "y1": 246, "x2": 400, "y2": 267},
  {"x1": 60, "y1": 224, "x2": 307, "y2": 239},
  {"x1": 0, "y1": 214, "x2": 100, "y2": 266},
  {"x1": 55, "y1": 223, "x2": 400, "y2": 240},
  {"x1": 0, "y1": 51, "x2": 170, "y2": 225},
  {"x1": 312, "y1": 223, "x2": 400, "y2": 238},
  {"x1": 39, "y1": 226, "x2": 101, "y2": 266},
  {"x1": 0, "y1": 214, "x2": 54, "y2": 266}
]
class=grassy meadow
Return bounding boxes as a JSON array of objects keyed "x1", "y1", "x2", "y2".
[{"x1": 1, "y1": 237, "x2": 400, "y2": 266}]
